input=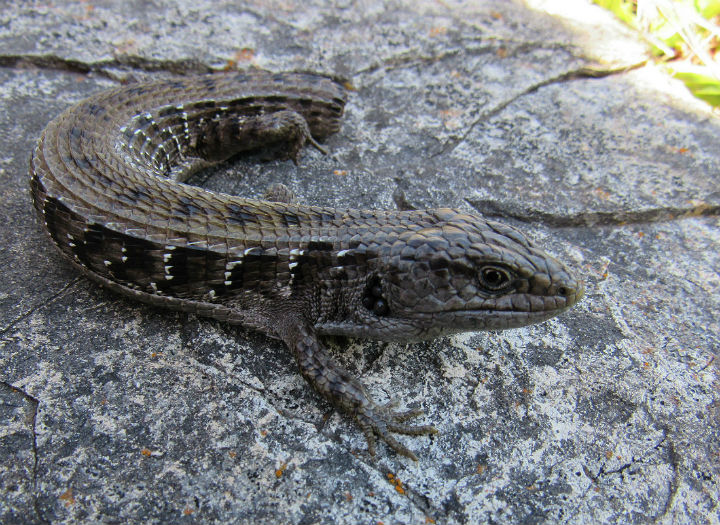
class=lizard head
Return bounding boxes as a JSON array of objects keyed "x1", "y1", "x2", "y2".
[{"x1": 337, "y1": 208, "x2": 584, "y2": 340}]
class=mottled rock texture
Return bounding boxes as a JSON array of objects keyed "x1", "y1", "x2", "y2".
[{"x1": 1, "y1": 1, "x2": 718, "y2": 523}]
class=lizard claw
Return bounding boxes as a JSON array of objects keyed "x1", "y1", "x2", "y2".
[
  {"x1": 288, "y1": 326, "x2": 437, "y2": 461},
  {"x1": 356, "y1": 403, "x2": 437, "y2": 461},
  {"x1": 288, "y1": 128, "x2": 326, "y2": 165},
  {"x1": 289, "y1": 126, "x2": 326, "y2": 165},
  {"x1": 272, "y1": 110, "x2": 326, "y2": 165},
  {"x1": 305, "y1": 134, "x2": 328, "y2": 155}
]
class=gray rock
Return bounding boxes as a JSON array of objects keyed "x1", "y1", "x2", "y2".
[{"x1": 1, "y1": 1, "x2": 718, "y2": 523}]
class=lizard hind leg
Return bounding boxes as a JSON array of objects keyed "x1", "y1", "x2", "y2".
[
  {"x1": 258, "y1": 110, "x2": 327, "y2": 163},
  {"x1": 194, "y1": 110, "x2": 327, "y2": 165},
  {"x1": 263, "y1": 183, "x2": 298, "y2": 204}
]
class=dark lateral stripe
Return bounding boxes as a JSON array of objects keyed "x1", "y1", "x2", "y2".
[{"x1": 307, "y1": 240, "x2": 333, "y2": 251}]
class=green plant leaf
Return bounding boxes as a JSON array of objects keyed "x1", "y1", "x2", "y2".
[
  {"x1": 594, "y1": 1, "x2": 720, "y2": 107},
  {"x1": 593, "y1": 0, "x2": 638, "y2": 27},
  {"x1": 670, "y1": 66, "x2": 720, "y2": 106},
  {"x1": 695, "y1": 0, "x2": 720, "y2": 19}
]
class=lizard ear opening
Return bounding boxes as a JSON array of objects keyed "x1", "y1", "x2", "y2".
[{"x1": 362, "y1": 275, "x2": 390, "y2": 317}]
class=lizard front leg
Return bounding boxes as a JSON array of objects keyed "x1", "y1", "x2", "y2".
[{"x1": 282, "y1": 323, "x2": 437, "y2": 460}]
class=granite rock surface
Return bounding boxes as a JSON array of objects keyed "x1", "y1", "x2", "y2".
[{"x1": 1, "y1": 1, "x2": 718, "y2": 523}]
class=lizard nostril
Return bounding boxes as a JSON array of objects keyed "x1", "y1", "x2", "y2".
[{"x1": 558, "y1": 286, "x2": 571, "y2": 297}]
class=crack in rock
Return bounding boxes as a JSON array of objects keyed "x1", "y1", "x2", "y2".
[
  {"x1": 0, "y1": 53, "x2": 352, "y2": 86},
  {"x1": 0, "y1": 277, "x2": 82, "y2": 340},
  {"x1": 434, "y1": 60, "x2": 648, "y2": 158},
  {"x1": 0, "y1": 53, "x2": 213, "y2": 80},
  {"x1": 0, "y1": 381, "x2": 49, "y2": 525},
  {"x1": 465, "y1": 198, "x2": 720, "y2": 227}
]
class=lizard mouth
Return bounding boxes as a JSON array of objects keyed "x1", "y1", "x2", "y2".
[
  {"x1": 388, "y1": 308, "x2": 566, "y2": 338},
  {"x1": 405, "y1": 286, "x2": 584, "y2": 332},
  {"x1": 411, "y1": 286, "x2": 584, "y2": 316}
]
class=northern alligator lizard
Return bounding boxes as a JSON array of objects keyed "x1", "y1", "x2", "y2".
[{"x1": 30, "y1": 71, "x2": 584, "y2": 460}]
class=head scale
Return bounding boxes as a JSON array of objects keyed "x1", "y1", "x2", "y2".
[{"x1": 341, "y1": 209, "x2": 583, "y2": 340}]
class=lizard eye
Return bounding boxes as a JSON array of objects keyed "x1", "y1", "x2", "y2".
[{"x1": 479, "y1": 266, "x2": 512, "y2": 291}]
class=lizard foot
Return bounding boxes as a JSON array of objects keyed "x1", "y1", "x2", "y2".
[
  {"x1": 263, "y1": 182, "x2": 298, "y2": 204},
  {"x1": 287, "y1": 324, "x2": 437, "y2": 461},
  {"x1": 356, "y1": 402, "x2": 437, "y2": 461}
]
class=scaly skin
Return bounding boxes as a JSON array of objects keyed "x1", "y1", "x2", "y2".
[{"x1": 29, "y1": 71, "x2": 583, "y2": 460}]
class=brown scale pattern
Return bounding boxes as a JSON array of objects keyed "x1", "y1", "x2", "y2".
[{"x1": 29, "y1": 71, "x2": 583, "y2": 460}]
